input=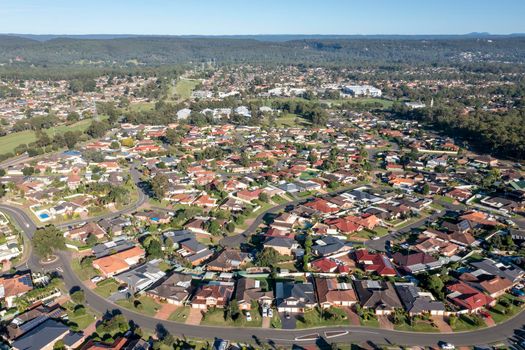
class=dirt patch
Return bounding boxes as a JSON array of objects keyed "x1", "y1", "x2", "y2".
[{"x1": 432, "y1": 316, "x2": 453, "y2": 332}]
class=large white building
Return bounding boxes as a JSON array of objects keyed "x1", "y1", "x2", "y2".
[{"x1": 343, "y1": 85, "x2": 382, "y2": 98}]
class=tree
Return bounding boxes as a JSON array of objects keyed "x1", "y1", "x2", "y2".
[
  {"x1": 255, "y1": 247, "x2": 281, "y2": 267},
  {"x1": 421, "y1": 183, "x2": 430, "y2": 195},
  {"x1": 22, "y1": 167, "x2": 35, "y2": 176},
  {"x1": 66, "y1": 112, "x2": 80, "y2": 122},
  {"x1": 228, "y1": 299, "x2": 240, "y2": 321},
  {"x1": 70, "y1": 290, "x2": 85, "y2": 304},
  {"x1": 86, "y1": 120, "x2": 110, "y2": 138},
  {"x1": 32, "y1": 225, "x2": 66, "y2": 259},
  {"x1": 146, "y1": 239, "x2": 163, "y2": 259},
  {"x1": 150, "y1": 173, "x2": 169, "y2": 199},
  {"x1": 63, "y1": 131, "x2": 79, "y2": 149},
  {"x1": 258, "y1": 192, "x2": 269, "y2": 203}
]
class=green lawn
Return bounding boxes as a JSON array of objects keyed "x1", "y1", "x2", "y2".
[
  {"x1": 93, "y1": 278, "x2": 120, "y2": 297},
  {"x1": 174, "y1": 79, "x2": 200, "y2": 100},
  {"x1": 393, "y1": 315, "x2": 439, "y2": 332},
  {"x1": 63, "y1": 301, "x2": 97, "y2": 330},
  {"x1": 489, "y1": 294, "x2": 524, "y2": 323},
  {"x1": 200, "y1": 308, "x2": 262, "y2": 327},
  {"x1": 296, "y1": 307, "x2": 349, "y2": 329},
  {"x1": 0, "y1": 117, "x2": 105, "y2": 155},
  {"x1": 71, "y1": 258, "x2": 100, "y2": 281},
  {"x1": 116, "y1": 296, "x2": 162, "y2": 316},
  {"x1": 169, "y1": 306, "x2": 191, "y2": 322},
  {"x1": 359, "y1": 316, "x2": 380, "y2": 328},
  {"x1": 450, "y1": 314, "x2": 486, "y2": 331}
]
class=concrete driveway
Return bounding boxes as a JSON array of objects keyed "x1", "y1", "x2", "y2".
[{"x1": 280, "y1": 312, "x2": 297, "y2": 329}]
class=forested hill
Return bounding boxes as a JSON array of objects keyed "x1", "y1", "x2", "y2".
[{"x1": 1, "y1": 35, "x2": 525, "y2": 67}]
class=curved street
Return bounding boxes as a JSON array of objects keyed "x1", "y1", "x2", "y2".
[{"x1": 0, "y1": 191, "x2": 523, "y2": 347}]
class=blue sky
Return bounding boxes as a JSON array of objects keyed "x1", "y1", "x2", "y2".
[{"x1": 0, "y1": 0, "x2": 524, "y2": 35}]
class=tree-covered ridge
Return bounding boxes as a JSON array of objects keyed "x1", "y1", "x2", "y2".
[
  {"x1": 391, "y1": 103, "x2": 525, "y2": 160},
  {"x1": 1, "y1": 35, "x2": 525, "y2": 68}
]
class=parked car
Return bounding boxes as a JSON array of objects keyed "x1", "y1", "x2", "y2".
[
  {"x1": 91, "y1": 276, "x2": 103, "y2": 283},
  {"x1": 245, "y1": 311, "x2": 252, "y2": 322},
  {"x1": 268, "y1": 309, "x2": 273, "y2": 318},
  {"x1": 439, "y1": 342, "x2": 455, "y2": 350}
]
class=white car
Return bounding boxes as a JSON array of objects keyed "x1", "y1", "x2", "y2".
[
  {"x1": 91, "y1": 276, "x2": 104, "y2": 283},
  {"x1": 268, "y1": 309, "x2": 273, "y2": 318},
  {"x1": 439, "y1": 342, "x2": 455, "y2": 350},
  {"x1": 245, "y1": 312, "x2": 252, "y2": 322}
]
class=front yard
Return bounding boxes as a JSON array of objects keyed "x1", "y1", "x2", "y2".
[{"x1": 296, "y1": 307, "x2": 349, "y2": 329}]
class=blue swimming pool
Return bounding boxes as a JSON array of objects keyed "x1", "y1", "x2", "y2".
[{"x1": 39, "y1": 213, "x2": 50, "y2": 219}]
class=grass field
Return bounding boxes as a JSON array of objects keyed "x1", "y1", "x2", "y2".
[
  {"x1": 0, "y1": 117, "x2": 104, "y2": 155},
  {"x1": 200, "y1": 308, "x2": 262, "y2": 327},
  {"x1": 174, "y1": 78, "x2": 200, "y2": 100}
]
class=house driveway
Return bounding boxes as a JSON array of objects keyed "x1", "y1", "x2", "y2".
[
  {"x1": 262, "y1": 315, "x2": 271, "y2": 328},
  {"x1": 343, "y1": 307, "x2": 361, "y2": 326},
  {"x1": 377, "y1": 315, "x2": 394, "y2": 330},
  {"x1": 155, "y1": 303, "x2": 179, "y2": 320},
  {"x1": 432, "y1": 315, "x2": 453, "y2": 332},
  {"x1": 280, "y1": 312, "x2": 297, "y2": 329},
  {"x1": 185, "y1": 308, "x2": 203, "y2": 325}
]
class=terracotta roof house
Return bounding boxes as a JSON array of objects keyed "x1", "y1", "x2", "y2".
[
  {"x1": 446, "y1": 281, "x2": 495, "y2": 313},
  {"x1": 354, "y1": 250, "x2": 397, "y2": 276},
  {"x1": 325, "y1": 217, "x2": 362, "y2": 235},
  {"x1": 145, "y1": 272, "x2": 193, "y2": 306},
  {"x1": 235, "y1": 277, "x2": 273, "y2": 310},
  {"x1": 314, "y1": 277, "x2": 357, "y2": 309},
  {"x1": 92, "y1": 246, "x2": 145, "y2": 277},
  {"x1": 353, "y1": 280, "x2": 402, "y2": 315},
  {"x1": 0, "y1": 272, "x2": 33, "y2": 308},
  {"x1": 460, "y1": 273, "x2": 514, "y2": 299},
  {"x1": 191, "y1": 284, "x2": 234, "y2": 309},
  {"x1": 304, "y1": 198, "x2": 340, "y2": 215}
]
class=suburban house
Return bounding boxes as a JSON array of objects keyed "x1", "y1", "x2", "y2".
[
  {"x1": 191, "y1": 283, "x2": 234, "y2": 309},
  {"x1": 164, "y1": 230, "x2": 214, "y2": 266},
  {"x1": 275, "y1": 281, "x2": 316, "y2": 313},
  {"x1": 446, "y1": 281, "x2": 495, "y2": 313},
  {"x1": 353, "y1": 280, "x2": 402, "y2": 315},
  {"x1": 235, "y1": 277, "x2": 273, "y2": 310},
  {"x1": 262, "y1": 236, "x2": 299, "y2": 256},
  {"x1": 0, "y1": 272, "x2": 33, "y2": 308},
  {"x1": 394, "y1": 282, "x2": 446, "y2": 316},
  {"x1": 65, "y1": 222, "x2": 106, "y2": 242},
  {"x1": 354, "y1": 250, "x2": 397, "y2": 276},
  {"x1": 392, "y1": 252, "x2": 444, "y2": 274},
  {"x1": 11, "y1": 319, "x2": 84, "y2": 350},
  {"x1": 92, "y1": 246, "x2": 146, "y2": 278},
  {"x1": 314, "y1": 277, "x2": 357, "y2": 309},
  {"x1": 114, "y1": 259, "x2": 166, "y2": 293},
  {"x1": 145, "y1": 272, "x2": 194, "y2": 306},
  {"x1": 206, "y1": 249, "x2": 250, "y2": 272}
]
